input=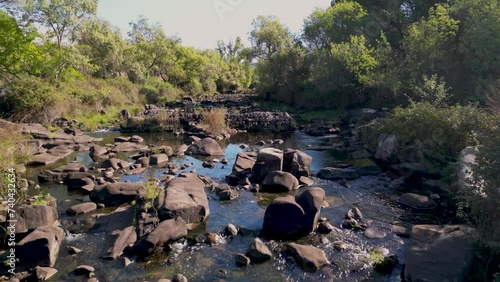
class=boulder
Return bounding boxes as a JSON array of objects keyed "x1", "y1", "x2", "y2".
[
  {"x1": 262, "y1": 171, "x2": 299, "y2": 192},
  {"x1": 90, "y1": 145, "x2": 107, "y2": 158},
  {"x1": 67, "y1": 202, "x2": 97, "y2": 215},
  {"x1": 172, "y1": 274, "x2": 189, "y2": 282},
  {"x1": 74, "y1": 265, "x2": 95, "y2": 276},
  {"x1": 398, "y1": 193, "x2": 437, "y2": 209},
  {"x1": 156, "y1": 145, "x2": 174, "y2": 156},
  {"x1": 90, "y1": 182, "x2": 146, "y2": 206},
  {"x1": 287, "y1": 243, "x2": 329, "y2": 272},
  {"x1": 283, "y1": 149, "x2": 312, "y2": 178},
  {"x1": 99, "y1": 206, "x2": 137, "y2": 259},
  {"x1": 251, "y1": 148, "x2": 283, "y2": 182},
  {"x1": 186, "y1": 138, "x2": 225, "y2": 156},
  {"x1": 150, "y1": 154, "x2": 169, "y2": 166},
  {"x1": 101, "y1": 158, "x2": 131, "y2": 170},
  {"x1": 317, "y1": 167, "x2": 359, "y2": 180},
  {"x1": 174, "y1": 144, "x2": 189, "y2": 156},
  {"x1": 13, "y1": 205, "x2": 58, "y2": 234},
  {"x1": 261, "y1": 187, "x2": 325, "y2": 239},
  {"x1": 157, "y1": 173, "x2": 210, "y2": 224},
  {"x1": 234, "y1": 253, "x2": 251, "y2": 266},
  {"x1": 232, "y1": 152, "x2": 256, "y2": 174},
  {"x1": 404, "y1": 225, "x2": 475, "y2": 282},
  {"x1": 67, "y1": 177, "x2": 95, "y2": 193},
  {"x1": 218, "y1": 189, "x2": 239, "y2": 201},
  {"x1": 134, "y1": 218, "x2": 188, "y2": 257},
  {"x1": 245, "y1": 238, "x2": 272, "y2": 263},
  {"x1": 374, "y1": 134, "x2": 397, "y2": 162},
  {"x1": 112, "y1": 142, "x2": 149, "y2": 152},
  {"x1": 17, "y1": 225, "x2": 65, "y2": 270}
]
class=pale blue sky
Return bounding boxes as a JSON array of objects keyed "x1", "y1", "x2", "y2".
[{"x1": 97, "y1": 0, "x2": 330, "y2": 50}]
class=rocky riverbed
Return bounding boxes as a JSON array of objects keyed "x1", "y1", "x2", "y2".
[{"x1": 0, "y1": 104, "x2": 476, "y2": 282}]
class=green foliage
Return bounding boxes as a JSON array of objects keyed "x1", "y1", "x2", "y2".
[
  {"x1": 32, "y1": 191, "x2": 50, "y2": 206},
  {"x1": 143, "y1": 181, "x2": 160, "y2": 210}
]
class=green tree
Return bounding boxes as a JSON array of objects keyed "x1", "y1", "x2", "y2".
[
  {"x1": 0, "y1": 10, "x2": 43, "y2": 77},
  {"x1": 77, "y1": 18, "x2": 126, "y2": 78}
]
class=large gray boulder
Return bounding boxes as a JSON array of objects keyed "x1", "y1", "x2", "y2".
[
  {"x1": 283, "y1": 149, "x2": 312, "y2": 178},
  {"x1": 404, "y1": 225, "x2": 475, "y2": 282},
  {"x1": 101, "y1": 158, "x2": 131, "y2": 170},
  {"x1": 157, "y1": 173, "x2": 210, "y2": 224},
  {"x1": 374, "y1": 133, "x2": 397, "y2": 162},
  {"x1": 232, "y1": 152, "x2": 256, "y2": 174},
  {"x1": 17, "y1": 225, "x2": 65, "y2": 270},
  {"x1": 134, "y1": 218, "x2": 188, "y2": 257},
  {"x1": 252, "y1": 148, "x2": 283, "y2": 182},
  {"x1": 261, "y1": 187, "x2": 325, "y2": 239},
  {"x1": 245, "y1": 238, "x2": 272, "y2": 263},
  {"x1": 186, "y1": 138, "x2": 225, "y2": 156},
  {"x1": 90, "y1": 182, "x2": 146, "y2": 206},
  {"x1": 99, "y1": 206, "x2": 137, "y2": 259},
  {"x1": 13, "y1": 205, "x2": 58, "y2": 234},
  {"x1": 262, "y1": 171, "x2": 299, "y2": 192},
  {"x1": 287, "y1": 243, "x2": 329, "y2": 272}
]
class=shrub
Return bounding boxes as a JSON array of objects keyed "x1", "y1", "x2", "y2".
[
  {"x1": 200, "y1": 107, "x2": 227, "y2": 135},
  {"x1": 140, "y1": 78, "x2": 183, "y2": 105},
  {"x1": 4, "y1": 76, "x2": 66, "y2": 123}
]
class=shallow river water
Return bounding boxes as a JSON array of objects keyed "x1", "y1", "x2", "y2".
[{"x1": 23, "y1": 131, "x2": 443, "y2": 282}]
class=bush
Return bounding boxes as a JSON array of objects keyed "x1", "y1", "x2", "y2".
[
  {"x1": 200, "y1": 107, "x2": 227, "y2": 135},
  {"x1": 367, "y1": 102, "x2": 495, "y2": 164},
  {"x1": 4, "y1": 76, "x2": 66, "y2": 123},
  {"x1": 140, "y1": 78, "x2": 183, "y2": 105}
]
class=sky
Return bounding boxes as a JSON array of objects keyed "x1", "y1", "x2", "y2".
[{"x1": 97, "y1": 0, "x2": 331, "y2": 50}]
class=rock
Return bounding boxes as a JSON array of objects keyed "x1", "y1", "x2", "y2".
[
  {"x1": 157, "y1": 173, "x2": 210, "y2": 224},
  {"x1": 67, "y1": 246, "x2": 83, "y2": 255},
  {"x1": 283, "y1": 149, "x2": 312, "y2": 178},
  {"x1": 206, "y1": 233, "x2": 222, "y2": 245},
  {"x1": 251, "y1": 148, "x2": 283, "y2": 182},
  {"x1": 202, "y1": 161, "x2": 216, "y2": 168},
  {"x1": 364, "y1": 227, "x2": 386, "y2": 239},
  {"x1": 219, "y1": 189, "x2": 239, "y2": 201},
  {"x1": 398, "y1": 193, "x2": 437, "y2": 209},
  {"x1": 370, "y1": 247, "x2": 390, "y2": 257},
  {"x1": 392, "y1": 225, "x2": 411, "y2": 238},
  {"x1": 186, "y1": 138, "x2": 225, "y2": 156},
  {"x1": 150, "y1": 154, "x2": 169, "y2": 166},
  {"x1": 334, "y1": 242, "x2": 347, "y2": 251},
  {"x1": 134, "y1": 218, "x2": 188, "y2": 257},
  {"x1": 172, "y1": 274, "x2": 188, "y2": 282},
  {"x1": 90, "y1": 182, "x2": 146, "y2": 206},
  {"x1": 341, "y1": 218, "x2": 359, "y2": 229},
  {"x1": 156, "y1": 145, "x2": 174, "y2": 156},
  {"x1": 374, "y1": 133, "x2": 397, "y2": 162},
  {"x1": 226, "y1": 224, "x2": 238, "y2": 236},
  {"x1": 130, "y1": 135, "x2": 144, "y2": 143},
  {"x1": 101, "y1": 158, "x2": 131, "y2": 170},
  {"x1": 232, "y1": 152, "x2": 256, "y2": 174},
  {"x1": 262, "y1": 187, "x2": 325, "y2": 240},
  {"x1": 17, "y1": 225, "x2": 65, "y2": 270},
  {"x1": 67, "y1": 177, "x2": 95, "y2": 194},
  {"x1": 287, "y1": 243, "x2": 329, "y2": 272},
  {"x1": 245, "y1": 238, "x2": 272, "y2": 263},
  {"x1": 374, "y1": 254, "x2": 398, "y2": 273},
  {"x1": 255, "y1": 140, "x2": 266, "y2": 146},
  {"x1": 404, "y1": 225, "x2": 475, "y2": 282},
  {"x1": 74, "y1": 265, "x2": 95, "y2": 276},
  {"x1": 317, "y1": 222, "x2": 334, "y2": 234},
  {"x1": 345, "y1": 207, "x2": 363, "y2": 220},
  {"x1": 262, "y1": 171, "x2": 299, "y2": 192},
  {"x1": 14, "y1": 205, "x2": 58, "y2": 234},
  {"x1": 115, "y1": 136, "x2": 130, "y2": 142},
  {"x1": 174, "y1": 144, "x2": 189, "y2": 156},
  {"x1": 317, "y1": 167, "x2": 359, "y2": 180},
  {"x1": 67, "y1": 202, "x2": 97, "y2": 215},
  {"x1": 101, "y1": 226, "x2": 137, "y2": 259},
  {"x1": 90, "y1": 145, "x2": 107, "y2": 158},
  {"x1": 234, "y1": 253, "x2": 251, "y2": 266},
  {"x1": 299, "y1": 176, "x2": 315, "y2": 186},
  {"x1": 33, "y1": 266, "x2": 58, "y2": 281},
  {"x1": 112, "y1": 142, "x2": 149, "y2": 152},
  {"x1": 158, "y1": 280, "x2": 172, "y2": 282}
]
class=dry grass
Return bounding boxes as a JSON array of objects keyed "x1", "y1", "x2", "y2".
[
  {"x1": 200, "y1": 107, "x2": 227, "y2": 135},
  {"x1": 485, "y1": 81, "x2": 500, "y2": 115}
]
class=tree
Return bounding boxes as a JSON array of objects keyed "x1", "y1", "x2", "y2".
[
  {"x1": 0, "y1": 10, "x2": 43, "y2": 77},
  {"x1": 77, "y1": 18, "x2": 126, "y2": 78}
]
